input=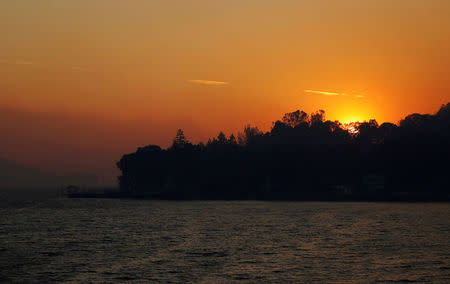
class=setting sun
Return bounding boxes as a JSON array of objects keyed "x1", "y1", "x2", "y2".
[
  {"x1": 1, "y1": 1, "x2": 450, "y2": 282},
  {"x1": 343, "y1": 123, "x2": 360, "y2": 135},
  {"x1": 0, "y1": 0, "x2": 449, "y2": 184}
]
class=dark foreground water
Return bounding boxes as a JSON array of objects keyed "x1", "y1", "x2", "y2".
[{"x1": 1, "y1": 199, "x2": 449, "y2": 283}]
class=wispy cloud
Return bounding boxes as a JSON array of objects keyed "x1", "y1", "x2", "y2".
[
  {"x1": 305, "y1": 89, "x2": 365, "y2": 99},
  {"x1": 305, "y1": 89, "x2": 346, "y2": 96},
  {"x1": 188, "y1": 80, "x2": 229, "y2": 86}
]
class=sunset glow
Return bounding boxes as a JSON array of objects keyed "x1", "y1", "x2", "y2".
[
  {"x1": 1, "y1": 2, "x2": 449, "y2": 283},
  {"x1": 1, "y1": 0, "x2": 449, "y2": 184},
  {"x1": 343, "y1": 123, "x2": 360, "y2": 135},
  {"x1": 340, "y1": 117, "x2": 366, "y2": 125}
]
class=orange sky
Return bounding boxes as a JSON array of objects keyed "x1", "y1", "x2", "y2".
[{"x1": 1, "y1": 0, "x2": 450, "y2": 184}]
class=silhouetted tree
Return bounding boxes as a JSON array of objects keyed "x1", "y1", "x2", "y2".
[
  {"x1": 229, "y1": 134, "x2": 237, "y2": 145},
  {"x1": 172, "y1": 129, "x2": 189, "y2": 148},
  {"x1": 310, "y1": 110, "x2": 325, "y2": 126},
  {"x1": 217, "y1": 132, "x2": 227, "y2": 144},
  {"x1": 282, "y1": 110, "x2": 308, "y2": 128},
  {"x1": 117, "y1": 102, "x2": 450, "y2": 201}
]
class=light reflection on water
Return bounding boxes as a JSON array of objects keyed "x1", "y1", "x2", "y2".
[{"x1": 1, "y1": 200, "x2": 449, "y2": 283}]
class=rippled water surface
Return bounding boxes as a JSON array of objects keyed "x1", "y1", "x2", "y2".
[{"x1": 1, "y1": 199, "x2": 449, "y2": 283}]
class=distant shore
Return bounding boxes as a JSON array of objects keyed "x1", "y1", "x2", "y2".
[{"x1": 66, "y1": 190, "x2": 450, "y2": 202}]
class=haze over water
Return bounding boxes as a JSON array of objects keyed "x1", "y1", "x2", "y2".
[{"x1": 1, "y1": 199, "x2": 449, "y2": 283}]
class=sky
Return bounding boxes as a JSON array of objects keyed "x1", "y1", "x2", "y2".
[{"x1": 1, "y1": 0, "x2": 450, "y2": 185}]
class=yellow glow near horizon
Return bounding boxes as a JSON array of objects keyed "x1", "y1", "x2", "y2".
[
  {"x1": 340, "y1": 116, "x2": 366, "y2": 124},
  {"x1": 0, "y1": 0, "x2": 449, "y2": 184}
]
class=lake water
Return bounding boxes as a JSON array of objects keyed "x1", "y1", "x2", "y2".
[{"x1": 1, "y1": 199, "x2": 449, "y2": 283}]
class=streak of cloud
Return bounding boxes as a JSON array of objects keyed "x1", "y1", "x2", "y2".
[
  {"x1": 305, "y1": 89, "x2": 365, "y2": 98},
  {"x1": 305, "y1": 89, "x2": 345, "y2": 96},
  {"x1": 188, "y1": 80, "x2": 229, "y2": 86}
]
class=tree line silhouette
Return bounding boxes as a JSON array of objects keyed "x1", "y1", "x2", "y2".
[{"x1": 116, "y1": 103, "x2": 450, "y2": 200}]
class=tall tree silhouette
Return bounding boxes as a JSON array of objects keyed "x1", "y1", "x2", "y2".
[
  {"x1": 172, "y1": 129, "x2": 189, "y2": 148},
  {"x1": 117, "y1": 103, "x2": 450, "y2": 200}
]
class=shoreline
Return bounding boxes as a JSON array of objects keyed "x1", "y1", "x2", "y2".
[{"x1": 66, "y1": 191, "x2": 450, "y2": 202}]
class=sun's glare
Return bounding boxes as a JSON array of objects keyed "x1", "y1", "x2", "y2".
[
  {"x1": 341, "y1": 117, "x2": 363, "y2": 135},
  {"x1": 345, "y1": 124, "x2": 360, "y2": 135}
]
